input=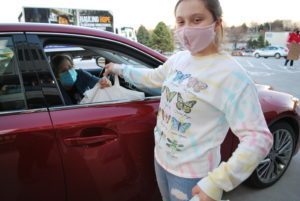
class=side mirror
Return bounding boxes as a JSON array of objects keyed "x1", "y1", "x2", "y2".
[{"x1": 95, "y1": 57, "x2": 105, "y2": 67}]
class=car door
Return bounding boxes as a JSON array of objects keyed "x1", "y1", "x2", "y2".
[
  {"x1": 273, "y1": 47, "x2": 281, "y2": 56},
  {"x1": 268, "y1": 46, "x2": 276, "y2": 56},
  {"x1": 258, "y1": 48, "x2": 266, "y2": 56},
  {"x1": 0, "y1": 34, "x2": 65, "y2": 201},
  {"x1": 36, "y1": 33, "x2": 162, "y2": 201},
  {"x1": 264, "y1": 47, "x2": 272, "y2": 56}
]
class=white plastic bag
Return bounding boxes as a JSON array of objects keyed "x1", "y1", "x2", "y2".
[
  {"x1": 190, "y1": 195, "x2": 229, "y2": 201},
  {"x1": 80, "y1": 75, "x2": 145, "y2": 104}
]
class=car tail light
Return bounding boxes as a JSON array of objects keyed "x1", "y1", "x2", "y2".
[
  {"x1": 292, "y1": 97, "x2": 300, "y2": 114},
  {"x1": 295, "y1": 102, "x2": 300, "y2": 116}
]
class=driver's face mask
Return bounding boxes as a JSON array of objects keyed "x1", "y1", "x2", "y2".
[{"x1": 59, "y1": 68, "x2": 78, "y2": 87}]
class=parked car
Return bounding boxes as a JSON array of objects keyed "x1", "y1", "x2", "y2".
[
  {"x1": 241, "y1": 48, "x2": 255, "y2": 56},
  {"x1": 253, "y1": 46, "x2": 288, "y2": 59},
  {"x1": 0, "y1": 23, "x2": 299, "y2": 201},
  {"x1": 231, "y1": 49, "x2": 243, "y2": 56},
  {"x1": 231, "y1": 48, "x2": 254, "y2": 56}
]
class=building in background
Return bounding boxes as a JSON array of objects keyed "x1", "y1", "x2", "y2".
[
  {"x1": 265, "y1": 32, "x2": 290, "y2": 47},
  {"x1": 115, "y1": 27, "x2": 137, "y2": 42},
  {"x1": 18, "y1": 7, "x2": 137, "y2": 41}
]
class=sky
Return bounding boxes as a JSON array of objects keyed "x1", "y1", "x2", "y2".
[{"x1": 0, "y1": 0, "x2": 299, "y2": 29}]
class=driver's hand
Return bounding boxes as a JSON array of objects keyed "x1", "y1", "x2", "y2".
[
  {"x1": 103, "y1": 62, "x2": 123, "y2": 77},
  {"x1": 99, "y1": 77, "x2": 112, "y2": 89}
]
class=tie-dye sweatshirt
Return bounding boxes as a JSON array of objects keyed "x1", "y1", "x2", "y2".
[{"x1": 117, "y1": 51, "x2": 273, "y2": 200}]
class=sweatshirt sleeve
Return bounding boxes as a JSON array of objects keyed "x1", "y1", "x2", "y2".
[
  {"x1": 197, "y1": 80, "x2": 273, "y2": 200},
  {"x1": 121, "y1": 63, "x2": 170, "y2": 89},
  {"x1": 116, "y1": 55, "x2": 175, "y2": 90}
]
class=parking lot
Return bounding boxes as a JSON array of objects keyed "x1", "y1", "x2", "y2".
[
  {"x1": 232, "y1": 56, "x2": 300, "y2": 98},
  {"x1": 223, "y1": 56, "x2": 300, "y2": 201}
]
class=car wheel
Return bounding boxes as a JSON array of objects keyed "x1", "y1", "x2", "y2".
[
  {"x1": 246, "y1": 122, "x2": 295, "y2": 188},
  {"x1": 255, "y1": 53, "x2": 260, "y2": 58},
  {"x1": 275, "y1": 53, "x2": 281, "y2": 59}
]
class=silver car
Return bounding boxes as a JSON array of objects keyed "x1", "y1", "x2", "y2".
[{"x1": 253, "y1": 46, "x2": 288, "y2": 59}]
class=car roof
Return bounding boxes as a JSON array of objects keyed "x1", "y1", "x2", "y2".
[{"x1": 0, "y1": 23, "x2": 166, "y2": 61}]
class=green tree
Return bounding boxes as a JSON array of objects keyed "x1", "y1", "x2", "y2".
[
  {"x1": 151, "y1": 22, "x2": 174, "y2": 53},
  {"x1": 258, "y1": 24, "x2": 265, "y2": 32},
  {"x1": 247, "y1": 39, "x2": 253, "y2": 49},
  {"x1": 252, "y1": 40, "x2": 258, "y2": 49},
  {"x1": 263, "y1": 22, "x2": 271, "y2": 31},
  {"x1": 241, "y1": 23, "x2": 248, "y2": 33},
  {"x1": 257, "y1": 35, "x2": 265, "y2": 48},
  {"x1": 136, "y1": 25, "x2": 151, "y2": 47},
  {"x1": 247, "y1": 38, "x2": 260, "y2": 49}
]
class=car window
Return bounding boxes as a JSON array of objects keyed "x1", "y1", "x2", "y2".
[
  {"x1": 73, "y1": 57, "x2": 98, "y2": 69},
  {"x1": 45, "y1": 45, "x2": 99, "y2": 70},
  {"x1": 0, "y1": 37, "x2": 26, "y2": 112},
  {"x1": 43, "y1": 39, "x2": 160, "y2": 106},
  {"x1": 92, "y1": 48, "x2": 146, "y2": 67}
]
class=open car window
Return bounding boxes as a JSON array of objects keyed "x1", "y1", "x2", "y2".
[
  {"x1": 43, "y1": 40, "x2": 160, "y2": 107},
  {"x1": 45, "y1": 44, "x2": 151, "y2": 70}
]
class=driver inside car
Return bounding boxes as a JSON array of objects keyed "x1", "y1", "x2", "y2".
[{"x1": 51, "y1": 54, "x2": 111, "y2": 105}]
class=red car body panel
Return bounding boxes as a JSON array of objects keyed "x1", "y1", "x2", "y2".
[
  {"x1": 0, "y1": 23, "x2": 299, "y2": 201},
  {"x1": 0, "y1": 112, "x2": 65, "y2": 201},
  {"x1": 258, "y1": 89, "x2": 300, "y2": 154},
  {"x1": 50, "y1": 100, "x2": 160, "y2": 201}
]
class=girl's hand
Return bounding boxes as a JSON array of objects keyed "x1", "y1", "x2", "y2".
[
  {"x1": 192, "y1": 185, "x2": 216, "y2": 201},
  {"x1": 99, "y1": 76, "x2": 112, "y2": 89},
  {"x1": 103, "y1": 62, "x2": 116, "y2": 77},
  {"x1": 103, "y1": 62, "x2": 123, "y2": 77}
]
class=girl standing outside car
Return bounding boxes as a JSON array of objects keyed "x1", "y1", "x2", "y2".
[{"x1": 102, "y1": 0, "x2": 273, "y2": 201}]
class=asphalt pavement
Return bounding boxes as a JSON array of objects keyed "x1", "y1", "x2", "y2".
[
  {"x1": 233, "y1": 56, "x2": 300, "y2": 98},
  {"x1": 223, "y1": 56, "x2": 300, "y2": 201},
  {"x1": 223, "y1": 154, "x2": 300, "y2": 201}
]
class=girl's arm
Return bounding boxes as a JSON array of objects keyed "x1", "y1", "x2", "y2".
[{"x1": 197, "y1": 81, "x2": 273, "y2": 200}]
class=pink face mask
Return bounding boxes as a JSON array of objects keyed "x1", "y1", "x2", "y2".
[{"x1": 175, "y1": 22, "x2": 216, "y2": 54}]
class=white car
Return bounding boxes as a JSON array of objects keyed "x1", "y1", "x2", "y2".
[{"x1": 253, "y1": 46, "x2": 288, "y2": 59}]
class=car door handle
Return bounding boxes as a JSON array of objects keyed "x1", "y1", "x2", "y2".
[{"x1": 64, "y1": 135, "x2": 117, "y2": 147}]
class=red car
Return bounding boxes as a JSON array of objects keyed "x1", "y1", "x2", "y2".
[{"x1": 0, "y1": 23, "x2": 299, "y2": 201}]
